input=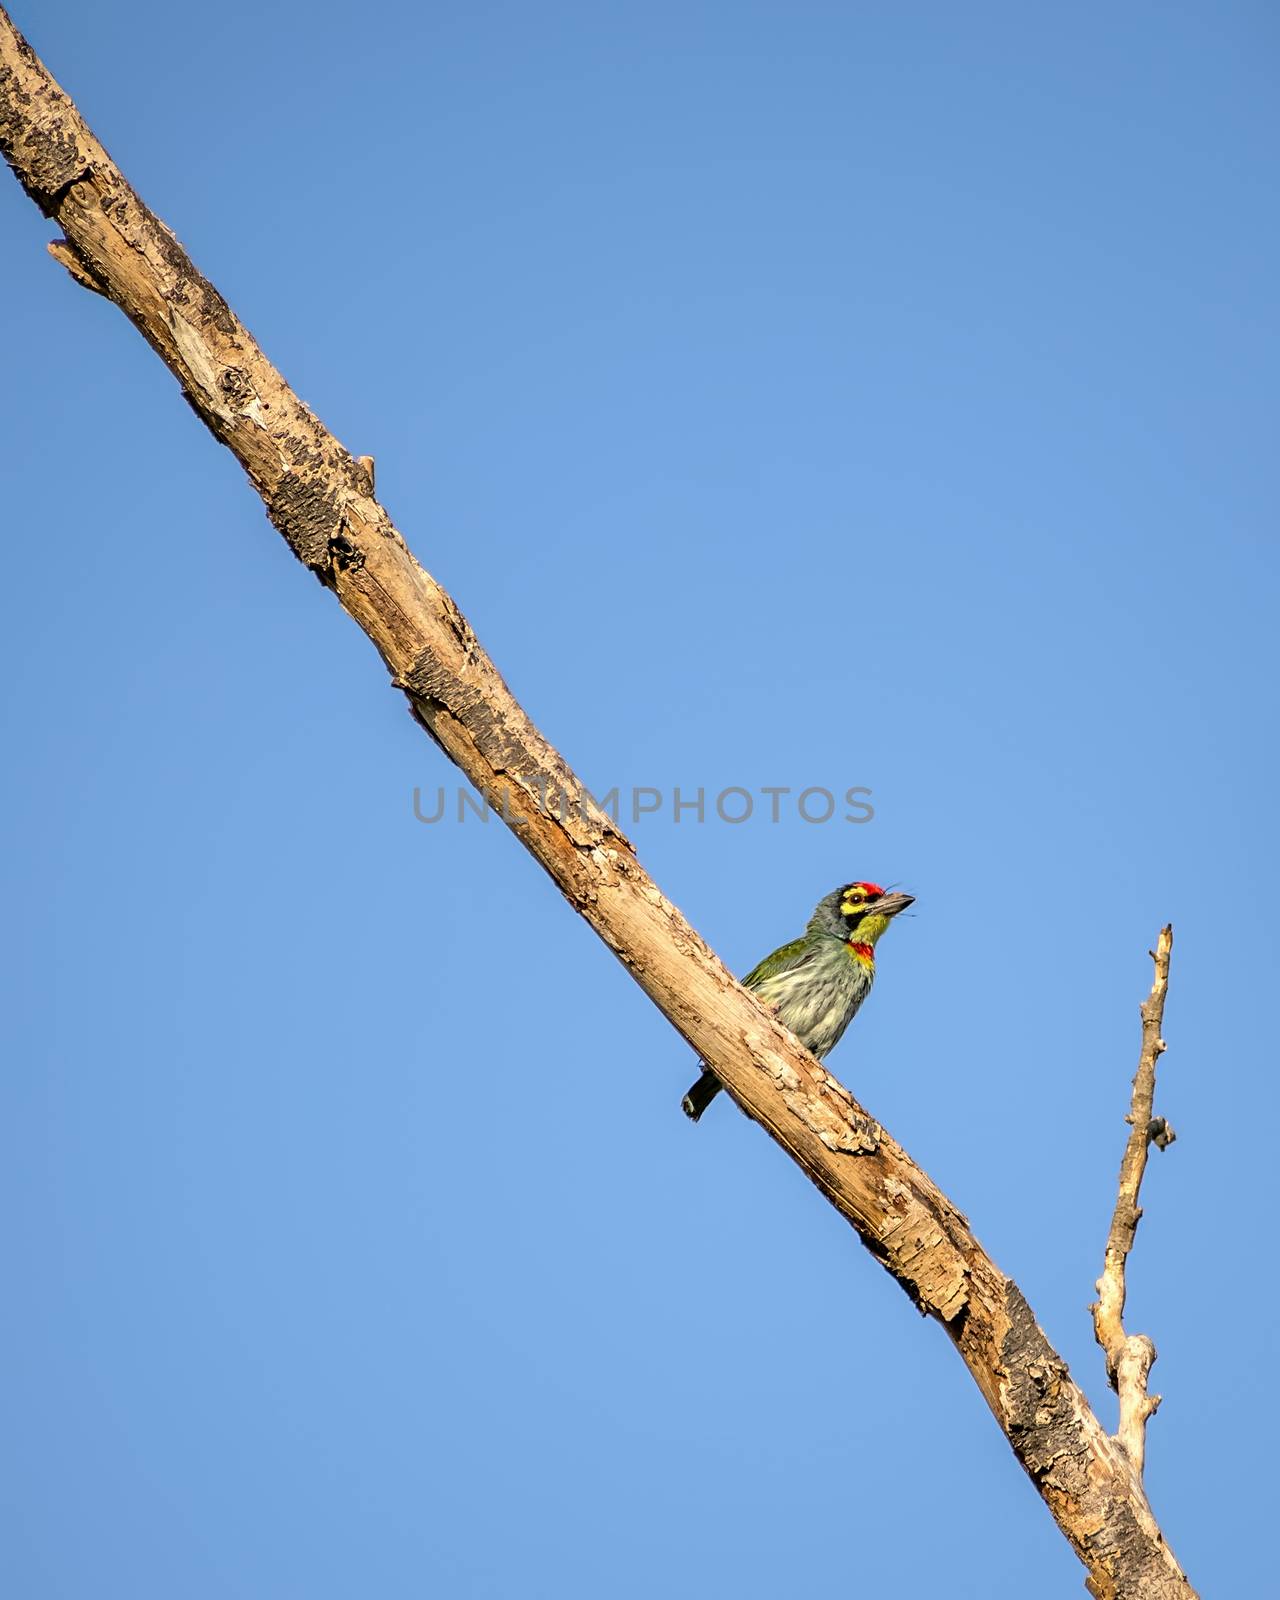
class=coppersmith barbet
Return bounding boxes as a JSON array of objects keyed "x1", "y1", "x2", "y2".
[{"x1": 681, "y1": 881, "x2": 914, "y2": 1120}]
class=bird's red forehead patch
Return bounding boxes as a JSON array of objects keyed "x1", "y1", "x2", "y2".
[{"x1": 850, "y1": 882, "x2": 884, "y2": 897}]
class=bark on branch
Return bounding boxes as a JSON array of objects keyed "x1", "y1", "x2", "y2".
[
  {"x1": 0, "y1": 13, "x2": 1195, "y2": 1596},
  {"x1": 1092, "y1": 926, "x2": 1176, "y2": 1480}
]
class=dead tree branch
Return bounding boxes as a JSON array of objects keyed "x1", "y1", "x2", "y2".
[
  {"x1": 1092, "y1": 926, "x2": 1176, "y2": 1480},
  {"x1": 0, "y1": 13, "x2": 1195, "y2": 1596}
]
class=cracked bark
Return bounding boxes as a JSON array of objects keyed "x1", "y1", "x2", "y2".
[{"x1": 0, "y1": 12, "x2": 1195, "y2": 1596}]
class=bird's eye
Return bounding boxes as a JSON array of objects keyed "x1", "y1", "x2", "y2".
[{"x1": 846, "y1": 893, "x2": 864, "y2": 906}]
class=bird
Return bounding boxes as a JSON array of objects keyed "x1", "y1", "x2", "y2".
[{"x1": 681, "y1": 881, "x2": 914, "y2": 1121}]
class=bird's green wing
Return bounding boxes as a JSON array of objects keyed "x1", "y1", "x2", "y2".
[{"x1": 742, "y1": 936, "x2": 809, "y2": 990}]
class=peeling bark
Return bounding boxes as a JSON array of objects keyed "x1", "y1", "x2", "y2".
[{"x1": 0, "y1": 13, "x2": 1195, "y2": 1595}]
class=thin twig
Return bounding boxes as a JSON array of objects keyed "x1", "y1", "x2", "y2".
[{"x1": 1092, "y1": 924, "x2": 1175, "y2": 1479}]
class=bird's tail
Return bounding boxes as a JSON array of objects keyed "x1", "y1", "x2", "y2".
[{"x1": 681, "y1": 1068, "x2": 721, "y2": 1122}]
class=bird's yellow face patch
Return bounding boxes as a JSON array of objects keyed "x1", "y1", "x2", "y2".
[
  {"x1": 839, "y1": 881, "x2": 884, "y2": 919},
  {"x1": 839, "y1": 882, "x2": 895, "y2": 949}
]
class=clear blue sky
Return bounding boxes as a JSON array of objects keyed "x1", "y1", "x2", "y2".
[{"x1": 2, "y1": 3, "x2": 1275, "y2": 1595}]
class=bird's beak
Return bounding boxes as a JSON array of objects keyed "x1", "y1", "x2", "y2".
[{"x1": 873, "y1": 892, "x2": 914, "y2": 918}]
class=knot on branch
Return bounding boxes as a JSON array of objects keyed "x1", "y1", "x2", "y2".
[
  {"x1": 1148, "y1": 1116, "x2": 1176, "y2": 1151},
  {"x1": 328, "y1": 530, "x2": 365, "y2": 573}
]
